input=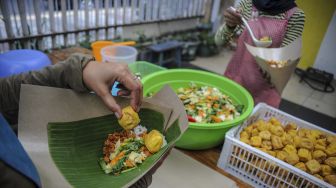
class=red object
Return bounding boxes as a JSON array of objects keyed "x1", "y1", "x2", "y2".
[{"x1": 187, "y1": 115, "x2": 196, "y2": 122}]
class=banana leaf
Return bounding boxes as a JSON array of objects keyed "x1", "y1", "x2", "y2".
[{"x1": 47, "y1": 109, "x2": 181, "y2": 188}]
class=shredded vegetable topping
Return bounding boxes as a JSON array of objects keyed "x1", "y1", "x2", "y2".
[{"x1": 177, "y1": 83, "x2": 243, "y2": 123}]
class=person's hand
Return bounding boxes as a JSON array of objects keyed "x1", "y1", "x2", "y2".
[
  {"x1": 83, "y1": 61, "x2": 143, "y2": 118},
  {"x1": 224, "y1": 7, "x2": 242, "y2": 28}
]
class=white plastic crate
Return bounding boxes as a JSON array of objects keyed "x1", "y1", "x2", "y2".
[{"x1": 217, "y1": 103, "x2": 335, "y2": 188}]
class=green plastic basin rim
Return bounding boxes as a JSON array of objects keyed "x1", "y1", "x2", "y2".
[{"x1": 141, "y1": 69, "x2": 254, "y2": 129}]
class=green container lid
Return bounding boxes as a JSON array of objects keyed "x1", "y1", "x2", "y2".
[{"x1": 142, "y1": 69, "x2": 254, "y2": 150}]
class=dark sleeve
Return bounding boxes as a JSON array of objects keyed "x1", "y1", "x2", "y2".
[{"x1": 0, "y1": 53, "x2": 93, "y2": 125}]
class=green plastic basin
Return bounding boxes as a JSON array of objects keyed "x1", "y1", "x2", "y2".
[{"x1": 142, "y1": 69, "x2": 254, "y2": 150}]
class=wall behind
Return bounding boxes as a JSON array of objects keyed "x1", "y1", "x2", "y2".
[{"x1": 296, "y1": 0, "x2": 336, "y2": 69}]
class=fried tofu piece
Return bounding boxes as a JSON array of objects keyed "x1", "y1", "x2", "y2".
[
  {"x1": 118, "y1": 106, "x2": 140, "y2": 130},
  {"x1": 271, "y1": 135, "x2": 284, "y2": 150},
  {"x1": 327, "y1": 135, "x2": 336, "y2": 145},
  {"x1": 293, "y1": 136, "x2": 301, "y2": 148},
  {"x1": 283, "y1": 144, "x2": 297, "y2": 154},
  {"x1": 321, "y1": 164, "x2": 333, "y2": 177},
  {"x1": 250, "y1": 136, "x2": 262, "y2": 147},
  {"x1": 316, "y1": 138, "x2": 327, "y2": 147},
  {"x1": 244, "y1": 125, "x2": 254, "y2": 134},
  {"x1": 276, "y1": 150, "x2": 288, "y2": 161},
  {"x1": 298, "y1": 148, "x2": 312, "y2": 162},
  {"x1": 297, "y1": 128, "x2": 309, "y2": 137},
  {"x1": 257, "y1": 120, "x2": 270, "y2": 132},
  {"x1": 240, "y1": 137, "x2": 250, "y2": 145},
  {"x1": 313, "y1": 150, "x2": 327, "y2": 163},
  {"x1": 325, "y1": 143, "x2": 336, "y2": 157},
  {"x1": 306, "y1": 160, "x2": 321, "y2": 174},
  {"x1": 281, "y1": 134, "x2": 294, "y2": 146},
  {"x1": 315, "y1": 144, "x2": 326, "y2": 151},
  {"x1": 261, "y1": 140, "x2": 272, "y2": 150},
  {"x1": 269, "y1": 117, "x2": 282, "y2": 126},
  {"x1": 266, "y1": 150, "x2": 276, "y2": 157},
  {"x1": 313, "y1": 174, "x2": 324, "y2": 180},
  {"x1": 299, "y1": 138, "x2": 314, "y2": 150},
  {"x1": 251, "y1": 128, "x2": 259, "y2": 137},
  {"x1": 240, "y1": 131, "x2": 250, "y2": 139},
  {"x1": 287, "y1": 130, "x2": 297, "y2": 138},
  {"x1": 324, "y1": 175, "x2": 336, "y2": 187},
  {"x1": 285, "y1": 152, "x2": 300, "y2": 165},
  {"x1": 257, "y1": 147, "x2": 268, "y2": 153},
  {"x1": 270, "y1": 125, "x2": 285, "y2": 137},
  {"x1": 325, "y1": 157, "x2": 336, "y2": 169},
  {"x1": 295, "y1": 162, "x2": 307, "y2": 172},
  {"x1": 259, "y1": 130, "x2": 271, "y2": 140},
  {"x1": 284, "y1": 122, "x2": 297, "y2": 132}
]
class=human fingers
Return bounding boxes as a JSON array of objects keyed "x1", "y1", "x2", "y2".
[
  {"x1": 224, "y1": 9, "x2": 242, "y2": 27},
  {"x1": 117, "y1": 72, "x2": 142, "y2": 112},
  {"x1": 99, "y1": 87, "x2": 122, "y2": 118}
]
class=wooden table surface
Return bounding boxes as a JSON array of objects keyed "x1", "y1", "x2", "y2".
[{"x1": 48, "y1": 47, "x2": 252, "y2": 188}]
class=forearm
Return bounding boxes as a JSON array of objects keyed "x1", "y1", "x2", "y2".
[
  {"x1": 281, "y1": 10, "x2": 305, "y2": 46},
  {"x1": 0, "y1": 53, "x2": 93, "y2": 124},
  {"x1": 215, "y1": 24, "x2": 237, "y2": 46}
]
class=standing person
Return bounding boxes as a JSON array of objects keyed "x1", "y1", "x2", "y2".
[{"x1": 215, "y1": 0, "x2": 305, "y2": 108}]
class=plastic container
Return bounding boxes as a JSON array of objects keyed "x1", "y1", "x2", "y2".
[
  {"x1": 0, "y1": 49, "x2": 51, "y2": 78},
  {"x1": 101, "y1": 45, "x2": 138, "y2": 64},
  {"x1": 141, "y1": 69, "x2": 254, "y2": 150},
  {"x1": 91, "y1": 41, "x2": 114, "y2": 62},
  {"x1": 217, "y1": 103, "x2": 335, "y2": 188}
]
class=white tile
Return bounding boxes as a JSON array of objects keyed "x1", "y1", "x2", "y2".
[{"x1": 302, "y1": 98, "x2": 336, "y2": 118}]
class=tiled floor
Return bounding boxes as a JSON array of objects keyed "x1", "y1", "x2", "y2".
[{"x1": 190, "y1": 48, "x2": 336, "y2": 118}]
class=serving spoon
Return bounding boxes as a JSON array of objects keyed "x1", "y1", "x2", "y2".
[{"x1": 229, "y1": 7, "x2": 272, "y2": 48}]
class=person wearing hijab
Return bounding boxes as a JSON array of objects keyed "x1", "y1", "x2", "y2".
[{"x1": 215, "y1": 0, "x2": 305, "y2": 108}]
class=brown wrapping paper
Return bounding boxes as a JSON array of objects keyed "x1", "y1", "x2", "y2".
[
  {"x1": 245, "y1": 38, "x2": 302, "y2": 94},
  {"x1": 18, "y1": 84, "x2": 188, "y2": 188}
]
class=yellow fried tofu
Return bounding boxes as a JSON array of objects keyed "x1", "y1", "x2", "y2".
[
  {"x1": 266, "y1": 150, "x2": 276, "y2": 157},
  {"x1": 251, "y1": 136, "x2": 262, "y2": 147},
  {"x1": 285, "y1": 122, "x2": 297, "y2": 132},
  {"x1": 321, "y1": 164, "x2": 333, "y2": 177},
  {"x1": 240, "y1": 137, "x2": 250, "y2": 145},
  {"x1": 144, "y1": 130, "x2": 163, "y2": 153},
  {"x1": 295, "y1": 162, "x2": 307, "y2": 172},
  {"x1": 306, "y1": 160, "x2": 321, "y2": 174},
  {"x1": 299, "y1": 138, "x2": 314, "y2": 150},
  {"x1": 283, "y1": 144, "x2": 297, "y2": 154},
  {"x1": 316, "y1": 138, "x2": 327, "y2": 147},
  {"x1": 281, "y1": 133, "x2": 294, "y2": 145},
  {"x1": 298, "y1": 148, "x2": 312, "y2": 162},
  {"x1": 324, "y1": 175, "x2": 336, "y2": 187},
  {"x1": 325, "y1": 157, "x2": 336, "y2": 169},
  {"x1": 251, "y1": 128, "x2": 259, "y2": 137},
  {"x1": 327, "y1": 135, "x2": 336, "y2": 145},
  {"x1": 293, "y1": 136, "x2": 301, "y2": 148},
  {"x1": 240, "y1": 131, "x2": 250, "y2": 139},
  {"x1": 270, "y1": 125, "x2": 285, "y2": 136},
  {"x1": 244, "y1": 125, "x2": 254, "y2": 134},
  {"x1": 325, "y1": 143, "x2": 336, "y2": 157},
  {"x1": 276, "y1": 150, "x2": 288, "y2": 161},
  {"x1": 269, "y1": 117, "x2": 282, "y2": 126},
  {"x1": 259, "y1": 130, "x2": 272, "y2": 140},
  {"x1": 257, "y1": 120, "x2": 270, "y2": 131},
  {"x1": 315, "y1": 144, "x2": 326, "y2": 151},
  {"x1": 313, "y1": 174, "x2": 324, "y2": 180},
  {"x1": 271, "y1": 135, "x2": 284, "y2": 149},
  {"x1": 285, "y1": 152, "x2": 300, "y2": 165},
  {"x1": 297, "y1": 128, "x2": 308, "y2": 137},
  {"x1": 257, "y1": 147, "x2": 268, "y2": 153},
  {"x1": 287, "y1": 130, "x2": 297, "y2": 137},
  {"x1": 261, "y1": 140, "x2": 272, "y2": 150},
  {"x1": 118, "y1": 106, "x2": 140, "y2": 130},
  {"x1": 309, "y1": 130, "x2": 323, "y2": 139},
  {"x1": 313, "y1": 150, "x2": 327, "y2": 163}
]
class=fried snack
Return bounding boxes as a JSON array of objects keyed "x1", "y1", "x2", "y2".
[
  {"x1": 257, "y1": 147, "x2": 268, "y2": 153},
  {"x1": 283, "y1": 144, "x2": 297, "y2": 154},
  {"x1": 240, "y1": 131, "x2": 250, "y2": 139},
  {"x1": 299, "y1": 138, "x2": 314, "y2": 150},
  {"x1": 261, "y1": 140, "x2": 272, "y2": 150},
  {"x1": 321, "y1": 164, "x2": 333, "y2": 177},
  {"x1": 313, "y1": 150, "x2": 327, "y2": 163},
  {"x1": 324, "y1": 175, "x2": 336, "y2": 186},
  {"x1": 259, "y1": 130, "x2": 271, "y2": 140},
  {"x1": 287, "y1": 130, "x2": 297, "y2": 137},
  {"x1": 240, "y1": 137, "x2": 250, "y2": 144},
  {"x1": 325, "y1": 157, "x2": 336, "y2": 169},
  {"x1": 118, "y1": 106, "x2": 141, "y2": 130},
  {"x1": 270, "y1": 125, "x2": 285, "y2": 136},
  {"x1": 144, "y1": 130, "x2": 163, "y2": 153},
  {"x1": 251, "y1": 136, "x2": 262, "y2": 147},
  {"x1": 285, "y1": 152, "x2": 299, "y2": 165},
  {"x1": 244, "y1": 125, "x2": 254, "y2": 134},
  {"x1": 276, "y1": 150, "x2": 288, "y2": 161},
  {"x1": 316, "y1": 138, "x2": 327, "y2": 147},
  {"x1": 295, "y1": 162, "x2": 307, "y2": 172},
  {"x1": 298, "y1": 148, "x2": 312, "y2": 162},
  {"x1": 266, "y1": 150, "x2": 276, "y2": 157},
  {"x1": 297, "y1": 128, "x2": 308, "y2": 137},
  {"x1": 285, "y1": 123, "x2": 297, "y2": 132},
  {"x1": 271, "y1": 135, "x2": 284, "y2": 150},
  {"x1": 325, "y1": 143, "x2": 336, "y2": 157},
  {"x1": 308, "y1": 130, "x2": 323, "y2": 139},
  {"x1": 306, "y1": 160, "x2": 321, "y2": 174},
  {"x1": 251, "y1": 128, "x2": 259, "y2": 137},
  {"x1": 327, "y1": 135, "x2": 336, "y2": 144},
  {"x1": 315, "y1": 144, "x2": 327, "y2": 151},
  {"x1": 281, "y1": 133, "x2": 294, "y2": 145},
  {"x1": 293, "y1": 136, "x2": 301, "y2": 148},
  {"x1": 256, "y1": 120, "x2": 270, "y2": 131},
  {"x1": 269, "y1": 117, "x2": 282, "y2": 126}
]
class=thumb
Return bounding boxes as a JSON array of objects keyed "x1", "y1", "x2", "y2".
[{"x1": 100, "y1": 91, "x2": 122, "y2": 119}]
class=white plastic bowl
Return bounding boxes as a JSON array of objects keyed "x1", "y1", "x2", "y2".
[{"x1": 100, "y1": 45, "x2": 138, "y2": 64}]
